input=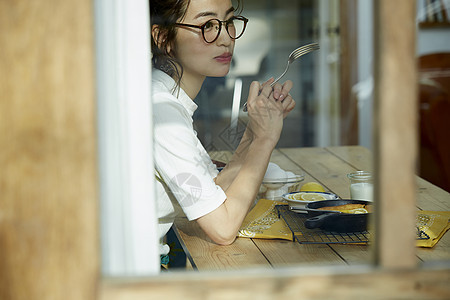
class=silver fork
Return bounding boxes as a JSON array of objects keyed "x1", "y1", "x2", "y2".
[{"x1": 242, "y1": 42, "x2": 320, "y2": 112}]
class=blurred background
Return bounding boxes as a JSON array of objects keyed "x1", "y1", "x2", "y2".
[
  {"x1": 193, "y1": 0, "x2": 450, "y2": 192},
  {"x1": 195, "y1": 0, "x2": 325, "y2": 151}
]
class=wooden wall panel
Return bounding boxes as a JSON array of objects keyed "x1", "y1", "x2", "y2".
[{"x1": 0, "y1": 1, "x2": 99, "y2": 299}]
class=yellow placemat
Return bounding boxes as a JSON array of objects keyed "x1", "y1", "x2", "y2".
[
  {"x1": 237, "y1": 201, "x2": 450, "y2": 247},
  {"x1": 416, "y1": 210, "x2": 450, "y2": 248},
  {"x1": 237, "y1": 199, "x2": 293, "y2": 241}
]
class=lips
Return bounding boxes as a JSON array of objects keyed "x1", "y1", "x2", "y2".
[{"x1": 214, "y1": 53, "x2": 232, "y2": 63}]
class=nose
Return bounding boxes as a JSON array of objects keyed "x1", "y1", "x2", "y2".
[{"x1": 216, "y1": 23, "x2": 233, "y2": 45}]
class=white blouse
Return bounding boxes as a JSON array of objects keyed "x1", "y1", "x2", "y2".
[{"x1": 152, "y1": 69, "x2": 227, "y2": 255}]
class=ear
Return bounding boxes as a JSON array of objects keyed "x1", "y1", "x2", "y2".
[
  {"x1": 151, "y1": 25, "x2": 171, "y2": 53},
  {"x1": 151, "y1": 25, "x2": 162, "y2": 47}
]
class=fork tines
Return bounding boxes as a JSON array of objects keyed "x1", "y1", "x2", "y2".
[
  {"x1": 242, "y1": 42, "x2": 320, "y2": 112},
  {"x1": 291, "y1": 43, "x2": 320, "y2": 58},
  {"x1": 293, "y1": 43, "x2": 320, "y2": 52}
]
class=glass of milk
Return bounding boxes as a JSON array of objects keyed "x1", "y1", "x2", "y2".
[{"x1": 347, "y1": 171, "x2": 373, "y2": 201}]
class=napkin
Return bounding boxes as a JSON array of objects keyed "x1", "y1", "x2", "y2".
[
  {"x1": 416, "y1": 210, "x2": 450, "y2": 248},
  {"x1": 237, "y1": 199, "x2": 293, "y2": 241}
]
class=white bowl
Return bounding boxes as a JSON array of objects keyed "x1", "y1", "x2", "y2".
[
  {"x1": 262, "y1": 174, "x2": 305, "y2": 186},
  {"x1": 259, "y1": 174, "x2": 305, "y2": 200},
  {"x1": 282, "y1": 191, "x2": 340, "y2": 209}
]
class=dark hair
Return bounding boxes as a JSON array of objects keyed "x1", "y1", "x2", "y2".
[
  {"x1": 150, "y1": 0, "x2": 243, "y2": 86},
  {"x1": 150, "y1": 0, "x2": 189, "y2": 86}
]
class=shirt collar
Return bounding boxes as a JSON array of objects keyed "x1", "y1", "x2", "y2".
[{"x1": 152, "y1": 69, "x2": 198, "y2": 115}]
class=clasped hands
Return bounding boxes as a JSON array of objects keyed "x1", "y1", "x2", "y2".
[
  {"x1": 246, "y1": 78, "x2": 295, "y2": 118},
  {"x1": 245, "y1": 78, "x2": 296, "y2": 143}
]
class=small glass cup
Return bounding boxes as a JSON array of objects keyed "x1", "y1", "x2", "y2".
[{"x1": 347, "y1": 171, "x2": 373, "y2": 201}]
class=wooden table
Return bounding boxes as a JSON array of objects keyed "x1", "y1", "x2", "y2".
[{"x1": 174, "y1": 146, "x2": 450, "y2": 270}]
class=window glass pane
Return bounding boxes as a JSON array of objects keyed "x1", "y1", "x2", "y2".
[
  {"x1": 154, "y1": 0, "x2": 448, "y2": 271},
  {"x1": 180, "y1": 0, "x2": 379, "y2": 271},
  {"x1": 195, "y1": 0, "x2": 326, "y2": 150}
]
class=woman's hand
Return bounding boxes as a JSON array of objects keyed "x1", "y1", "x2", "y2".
[
  {"x1": 264, "y1": 78, "x2": 296, "y2": 118},
  {"x1": 245, "y1": 81, "x2": 284, "y2": 146}
]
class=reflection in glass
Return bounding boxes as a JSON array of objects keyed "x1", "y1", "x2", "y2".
[{"x1": 193, "y1": 0, "x2": 366, "y2": 150}]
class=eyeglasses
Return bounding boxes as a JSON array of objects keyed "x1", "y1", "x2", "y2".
[{"x1": 174, "y1": 16, "x2": 248, "y2": 43}]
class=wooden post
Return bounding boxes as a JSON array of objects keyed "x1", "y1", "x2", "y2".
[
  {"x1": 373, "y1": 0, "x2": 418, "y2": 268},
  {"x1": 0, "y1": 1, "x2": 99, "y2": 299},
  {"x1": 340, "y1": 0, "x2": 359, "y2": 145}
]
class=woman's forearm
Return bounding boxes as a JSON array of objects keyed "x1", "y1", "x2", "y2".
[
  {"x1": 198, "y1": 80, "x2": 288, "y2": 245},
  {"x1": 196, "y1": 137, "x2": 276, "y2": 245},
  {"x1": 214, "y1": 127, "x2": 254, "y2": 190}
]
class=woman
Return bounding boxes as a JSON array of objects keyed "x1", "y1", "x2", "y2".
[{"x1": 150, "y1": 0, "x2": 296, "y2": 259}]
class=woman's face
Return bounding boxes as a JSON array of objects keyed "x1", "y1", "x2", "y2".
[{"x1": 174, "y1": 0, "x2": 236, "y2": 82}]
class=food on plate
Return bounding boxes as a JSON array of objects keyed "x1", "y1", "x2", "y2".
[
  {"x1": 260, "y1": 163, "x2": 304, "y2": 199},
  {"x1": 263, "y1": 162, "x2": 287, "y2": 189},
  {"x1": 300, "y1": 182, "x2": 326, "y2": 193},
  {"x1": 317, "y1": 203, "x2": 372, "y2": 214},
  {"x1": 292, "y1": 192, "x2": 326, "y2": 201},
  {"x1": 264, "y1": 162, "x2": 287, "y2": 181},
  {"x1": 283, "y1": 191, "x2": 339, "y2": 203}
]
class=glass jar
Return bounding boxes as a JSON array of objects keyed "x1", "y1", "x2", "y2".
[{"x1": 347, "y1": 171, "x2": 373, "y2": 201}]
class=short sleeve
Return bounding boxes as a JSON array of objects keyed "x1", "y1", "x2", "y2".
[{"x1": 153, "y1": 93, "x2": 226, "y2": 220}]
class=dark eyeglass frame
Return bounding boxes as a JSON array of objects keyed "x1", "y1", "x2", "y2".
[{"x1": 174, "y1": 16, "x2": 248, "y2": 44}]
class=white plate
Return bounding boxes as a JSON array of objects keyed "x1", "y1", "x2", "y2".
[{"x1": 282, "y1": 191, "x2": 340, "y2": 209}]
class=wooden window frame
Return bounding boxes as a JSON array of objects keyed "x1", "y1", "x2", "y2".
[
  {"x1": 1, "y1": 0, "x2": 449, "y2": 299},
  {"x1": 339, "y1": 0, "x2": 359, "y2": 145}
]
